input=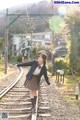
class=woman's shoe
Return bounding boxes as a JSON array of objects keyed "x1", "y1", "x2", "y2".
[
  {"x1": 31, "y1": 98, "x2": 35, "y2": 114},
  {"x1": 31, "y1": 106, "x2": 36, "y2": 114}
]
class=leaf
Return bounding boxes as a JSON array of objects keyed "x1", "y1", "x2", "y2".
[{"x1": 49, "y1": 15, "x2": 65, "y2": 33}]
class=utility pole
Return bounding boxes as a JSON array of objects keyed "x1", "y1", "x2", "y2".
[
  {"x1": 30, "y1": 31, "x2": 33, "y2": 60},
  {"x1": 51, "y1": 0, "x2": 55, "y2": 75},
  {"x1": 4, "y1": 9, "x2": 8, "y2": 74}
]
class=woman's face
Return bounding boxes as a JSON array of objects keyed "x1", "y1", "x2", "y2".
[{"x1": 38, "y1": 54, "x2": 43, "y2": 64}]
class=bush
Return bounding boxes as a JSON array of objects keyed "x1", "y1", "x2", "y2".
[
  {"x1": 0, "y1": 59, "x2": 2, "y2": 64},
  {"x1": 70, "y1": 54, "x2": 80, "y2": 72},
  {"x1": 17, "y1": 56, "x2": 22, "y2": 62},
  {"x1": 53, "y1": 60, "x2": 69, "y2": 75},
  {"x1": 47, "y1": 61, "x2": 53, "y2": 73}
]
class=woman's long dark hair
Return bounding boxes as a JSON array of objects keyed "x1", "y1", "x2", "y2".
[{"x1": 42, "y1": 54, "x2": 47, "y2": 65}]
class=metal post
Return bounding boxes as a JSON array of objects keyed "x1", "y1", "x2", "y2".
[
  {"x1": 4, "y1": 9, "x2": 8, "y2": 74},
  {"x1": 56, "y1": 71, "x2": 57, "y2": 82},
  {"x1": 58, "y1": 72, "x2": 59, "y2": 83},
  {"x1": 75, "y1": 83, "x2": 79, "y2": 100},
  {"x1": 51, "y1": 0, "x2": 55, "y2": 74},
  {"x1": 63, "y1": 74, "x2": 64, "y2": 84}
]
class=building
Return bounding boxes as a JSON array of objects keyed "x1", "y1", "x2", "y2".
[{"x1": 12, "y1": 32, "x2": 52, "y2": 58}]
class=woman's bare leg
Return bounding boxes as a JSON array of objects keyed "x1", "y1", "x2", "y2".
[{"x1": 30, "y1": 90, "x2": 37, "y2": 98}]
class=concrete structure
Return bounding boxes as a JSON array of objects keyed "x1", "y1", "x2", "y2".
[{"x1": 12, "y1": 32, "x2": 52, "y2": 58}]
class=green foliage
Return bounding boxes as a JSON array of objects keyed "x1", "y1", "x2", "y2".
[
  {"x1": 49, "y1": 15, "x2": 65, "y2": 33},
  {"x1": 65, "y1": 11, "x2": 80, "y2": 36},
  {"x1": 47, "y1": 60, "x2": 69, "y2": 75},
  {"x1": 0, "y1": 59, "x2": 2, "y2": 64},
  {"x1": 0, "y1": 38, "x2": 3, "y2": 61},
  {"x1": 69, "y1": 54, "x2": 80, "y2": 71},
  {"x1": 32, "y1": 47, "x2": 37, "y2": 59},
  {"x1": 0, "y1": 38, "x2": 3, "y2": 50},
  {"x1": 47, "y1": 62, "x2": 53, "y2": 73},
  {"x1": 65, "y1": 10, "x2": 80, "y2": 71},
  {"x1": 53, "y1": 60, "x2": 69, "y2": 74},
  {"x1": 17, "y1": 56, "x2": 22, "y2": 62}
]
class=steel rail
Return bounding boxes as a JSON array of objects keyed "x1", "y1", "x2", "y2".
[{"x1": 0, "y1": 67, "x2": 23, "y2": 99}]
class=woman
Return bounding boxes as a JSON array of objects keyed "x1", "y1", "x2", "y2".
[{"x1": 17, "y1": 53, "x2": 50, "y2": 113}]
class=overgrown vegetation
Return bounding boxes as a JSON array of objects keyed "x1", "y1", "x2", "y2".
[
  {"x1": 65, "y1": 9, "x2": 80, "y2": 72},
  {"x1": 0, "y1": 38, "x2": 3, "y2": 53},
  {"x1": 17, "y1": 56, "x2": 22, "y2": 62},
  {"x1": 53, "y1": 60, "x2": 69, "y2": 74}
]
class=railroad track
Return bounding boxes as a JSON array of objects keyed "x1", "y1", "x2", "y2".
[
  {"x1": 0, "y1": 67, "x2": 50, "y2": 120},
  {"x1": 0, "y1": 64, "x2": 19, "y2": 92}
]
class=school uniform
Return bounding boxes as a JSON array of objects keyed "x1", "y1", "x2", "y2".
[{"x1": 17, "y1": 60, "x2": 50, "y2": 90}]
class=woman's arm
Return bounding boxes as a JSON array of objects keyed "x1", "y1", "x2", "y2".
[
  {"x1": 44, "y1": 66, "x2": 50, "y2": 85},
  {"x1": 17, "y1": 60, "x2": 35, "y2": 67}
]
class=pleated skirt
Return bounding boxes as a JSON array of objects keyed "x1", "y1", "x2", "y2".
[{"x1": 24, "y1": 75, "x2": 40, "y2": 90}]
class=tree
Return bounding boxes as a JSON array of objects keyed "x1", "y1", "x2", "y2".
[
  {"x1": 0, "y1": 38, "x2": 3, "y2": 52},
  {"x1": 65, "y1": 10, "x2": 80, "y2": 71},
  {"x1": 32, "y1": 47, "x2": 37, "y2": 59},
  {"x1": 49, "y1": 15, "x2": 65, "y2": 33}
]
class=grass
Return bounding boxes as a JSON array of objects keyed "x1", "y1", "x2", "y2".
[
  {"x1": 51, "y1": 74, "x2": 80, "y2": 106},
  {"x1": 65, "y1": 75, "x2": 75, "y2": 85},
  {"x1": 0, "y1": 61, "x2": 4, "y2": 73},
  {"x1": 0, "y1": 62, "x2": 15, "y2": 80}
]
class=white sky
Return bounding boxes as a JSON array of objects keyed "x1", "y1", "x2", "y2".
[
  {"x1": 0, "y1": 0, "x2": 50, "y2": 11},
  {"x1": 0, "y1": 0, "x2": 79, "y2": 11}
]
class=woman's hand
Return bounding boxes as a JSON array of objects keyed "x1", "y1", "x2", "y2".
[{"x1": 15, "y1": 64, "x2": 18, "y2": 67}]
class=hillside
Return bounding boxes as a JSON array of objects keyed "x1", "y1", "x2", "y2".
[{"x1": 0, "y1": 0, "x2": 58, "y2": 37}]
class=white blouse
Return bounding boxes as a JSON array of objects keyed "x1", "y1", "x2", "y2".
[{"x1": 33, "y1": 64, "x2": 43, "y2": 75}]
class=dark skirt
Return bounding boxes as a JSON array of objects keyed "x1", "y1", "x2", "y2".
[{"x1": 24, "y1": 75, "x2": 40, "y2": 90}]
